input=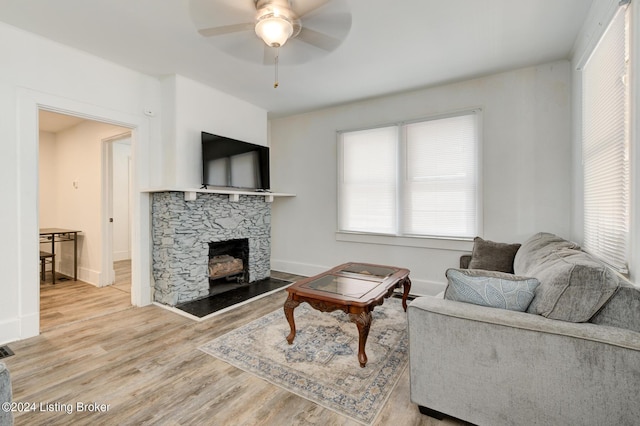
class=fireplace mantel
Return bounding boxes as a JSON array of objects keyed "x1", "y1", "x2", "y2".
[{"x1": 142, "y1": 187, "x2": 295, "y2": 203}]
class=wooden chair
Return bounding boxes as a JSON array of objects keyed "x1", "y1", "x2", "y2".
[{"x1": 39, "y1": 251, "x2": 55, "y2": 284}]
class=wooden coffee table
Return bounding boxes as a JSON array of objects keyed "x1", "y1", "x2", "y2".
[{"x1": 283, "y1": 262, "x2": 411, "y2": 367}]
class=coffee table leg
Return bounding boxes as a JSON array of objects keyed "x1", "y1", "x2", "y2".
[
  {"x1": 350, "y1": 311, "x2": 373, "y2": 368},
  {"x1": 283, "y1": 297, "x2": 300, "y2": 344},
  {"x1": 401, "y1": 277, "x2": 412, "y2": 311}
]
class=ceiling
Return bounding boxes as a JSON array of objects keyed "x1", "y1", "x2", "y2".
[
  {"x1": 0, "y1": 0, "x2": 593, "y2": 118},
  {"x1": 38, "y1": 110, "x2": 86, "y2": 133}
]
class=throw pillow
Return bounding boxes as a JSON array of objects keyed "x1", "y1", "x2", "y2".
[
  {"x1": 468, "y1": 237, "x2": 521, "y2": 273},
  {"x1": 444, "y1": 268, "x2": 539, "y2": 312}
]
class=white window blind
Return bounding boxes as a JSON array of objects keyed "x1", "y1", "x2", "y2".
[
  {"x1": 403, "y1": 114, "x2": 478, "y2": 238},
  {"x1": 581, "y1": 5, "x2": 630, "y2": 273},
  {"x1": 338, "y1": 111, "x2": 479, "y2": 239},
  {"x1": 339, "y1": 126, "x2": 398, "y2": 234}
]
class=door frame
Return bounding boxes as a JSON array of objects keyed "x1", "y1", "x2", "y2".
[
  {"x1": 102, "y1": 132, "x2": 132, "y2": 287},
  {"x1": 18, "y1": 88, "x2": 152, "y2": 338}
]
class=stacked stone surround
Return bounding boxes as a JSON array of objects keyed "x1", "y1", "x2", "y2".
[{"x1": 152, "y1": 191, "x2": 271, "y2": 306}]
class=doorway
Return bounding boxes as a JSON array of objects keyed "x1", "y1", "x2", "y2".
[
  {"x1": 104, "y1": 133, "x2": 133, "y2": 289},
  {"x1": 17, "y1": 88, "x2": 152, "y2": 340},
  {"x1": 38, "y1": 110, "x2": 133, "y2": 330}
]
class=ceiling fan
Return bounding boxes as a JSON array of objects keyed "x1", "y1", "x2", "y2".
[{"x1": 190, "y1": 0, "x2": 352, "y2": 87}]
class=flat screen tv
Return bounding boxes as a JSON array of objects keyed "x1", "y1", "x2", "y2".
[{"x1": 201, "y1": 132, "x2": 270, "y2": 191}]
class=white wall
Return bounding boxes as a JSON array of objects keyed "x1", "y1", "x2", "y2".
[
  {"x1": 571, "y1": 0, "x2": 639, "y2": 284},
  {"x1": 0, "y1": 22, "x2": 268, "y2": 345},
  {"x1": 162, "y1": 75, "x2": 268, "y2": 188},
  {"x1": 39, "y1": 122, "x2": 129, "y2": 285},
  {"x1": 38, "y1": 131, "x2": 58, "y2": 227},
  {"x1": 270, "y1": 61, "x2": 572, "y2": 295},
  {"x1": 0, "y1": 21, "x2": 160, "y2": 345}
]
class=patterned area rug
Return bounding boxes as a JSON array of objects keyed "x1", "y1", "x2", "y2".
[{"x1": 199, "y1": 297, "x2": 408, "y2": 425}]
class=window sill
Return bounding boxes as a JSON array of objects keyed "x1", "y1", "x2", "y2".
[{"x1": 335, "y1": 232, "x2": 474, "y2": 251}]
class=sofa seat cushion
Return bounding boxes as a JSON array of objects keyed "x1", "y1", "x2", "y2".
[
  {"x1": 526, "y1": 248, "x2": 619, "y2": 322},
  {"x1": 468, "y1": 237, "x2": 521, "y2": 273},
  {"x1": 445, "y1": 268, "x2": 539, "y2": 312}
]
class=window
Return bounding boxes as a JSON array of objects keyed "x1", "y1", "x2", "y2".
[
  {"x1": 338, "y1": 126, "x2": 398, "y2": 235},
  {"x1": 338, "y1": 111, "x2": 480, "y2": 240},
  {"x1": 581, "y1": 4, "x2": 630, "y2": 273}
]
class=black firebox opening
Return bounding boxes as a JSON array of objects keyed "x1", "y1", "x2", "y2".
[{"x1": 208, "y1": 239, "x2": 249, "y2": 287}]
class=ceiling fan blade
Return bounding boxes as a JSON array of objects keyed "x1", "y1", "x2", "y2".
[
  {"x1": 291, "y1": 0, "x2": 332, "y2": 18},
  {"x1": 198, "y1": 23, "x2": 254, "y2": 37},
  {"x1": 296, "y1": 27, "x2": 341, "y2": 51},
  {"x1": 303, "y1": 12, "x2": 352, "y2": 34}
]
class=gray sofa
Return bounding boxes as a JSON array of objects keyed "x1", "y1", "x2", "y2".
[
  {"x1": 0, "y1": 362, "x2": 12, "y2": 425},
  {"x1": 408, "y1": 232, "x2": 640, "y2": 426}
]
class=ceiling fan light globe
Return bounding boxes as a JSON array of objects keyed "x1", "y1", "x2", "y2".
[{"x1": 255, "y1": 16, "x2": 293, "y2": 47}]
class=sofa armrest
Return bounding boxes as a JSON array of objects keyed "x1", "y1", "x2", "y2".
[
  {"x1": 459, "y1": 254, "x2": 472, "y2": 269},
  {"x1": 407, "y1": 296, "x2": 640, "y2": 425}
]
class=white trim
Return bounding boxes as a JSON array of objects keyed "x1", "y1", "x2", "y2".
[
  {"x1": 270, "y1": 259, "x2": 329, "y2": 278},
  {"x1": 141, "y1": 187, "x2": 294, "y2": 204},
  {"x1": 575, "y1": 1, "x2": 621, "y2": 71},
  {"x1": 335, "y1": 231, "x2": 474, "y2": 251}
]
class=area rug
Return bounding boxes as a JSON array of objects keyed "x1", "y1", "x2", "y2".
[{"x1": 199, "y1": 297, "x2": 408, "y2": 425}]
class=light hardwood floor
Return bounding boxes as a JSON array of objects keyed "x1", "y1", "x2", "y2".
[
  {"x1": 5, "y1": 266, "x2": 466, "y2": 426},
  {"x1": 39, "y1": 260, "x2": 133, "y2": 331}
]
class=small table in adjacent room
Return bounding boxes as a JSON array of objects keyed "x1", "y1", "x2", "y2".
[
  {"x1": 39, "y1": 228, "x2": 81, "y2": 284},
  {"x1": 283, "y1": 262, "x2": 411, "y2": 367}
]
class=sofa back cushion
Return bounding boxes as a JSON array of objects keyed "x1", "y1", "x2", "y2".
[
  {"x1": 523, "y1": 244, "x2": 619, "y2": 322},
  {"x1": 590, "y1": 282, "x2": 640, "y2": 333},
  {"x1": 513, "y1": 232, "x2": 580, "y2": 277}
]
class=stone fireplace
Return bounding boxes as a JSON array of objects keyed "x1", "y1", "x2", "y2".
[{"x1": 151, "y1": 191, "x2": 271, "y2": 306}]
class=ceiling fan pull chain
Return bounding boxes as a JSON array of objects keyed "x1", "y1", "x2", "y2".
[{"x1": 274, "y1": 47, "x2": 280, "y2": 88}]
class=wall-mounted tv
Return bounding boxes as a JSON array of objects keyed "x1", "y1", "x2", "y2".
[{"x1": 201, "y1": 131, "x2": 270, "y2": 191}]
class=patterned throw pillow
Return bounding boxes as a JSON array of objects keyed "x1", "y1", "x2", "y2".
[{"x1": 445, "y1": 268, "x2": 539, "y2": 312}]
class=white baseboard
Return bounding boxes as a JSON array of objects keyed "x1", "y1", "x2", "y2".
[
  {"x1": 409, "y1": 279, "x2": 446, "y2": 297},
  {"x1": 113, "y1": 251, "x2": 130, "y2": 262},
  {"x1": 0, "y1": 310, "x2": 39, "y2": 345},
  {"x1": 270, "y1": 259, "x2": 330, "y2": 277},
  {"x1": 54, "y1": 266, "x2": 100, "y2": 286},
  {"x1": 0, "y1": 319, "x2": 21, "y2": 346}
]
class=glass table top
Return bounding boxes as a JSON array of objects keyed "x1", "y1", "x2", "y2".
[
  {"x1": 301, "y1": 274, "x2": 382, "y2": 298},
  {"x1": 336, "y1": 264, "x2": 397, "y2": 279}
]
